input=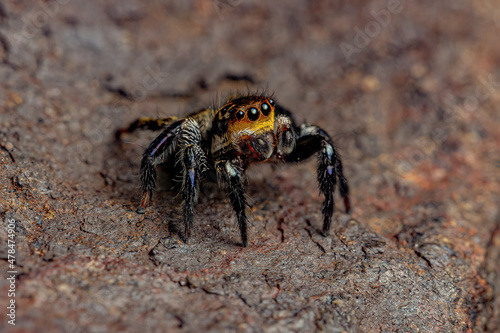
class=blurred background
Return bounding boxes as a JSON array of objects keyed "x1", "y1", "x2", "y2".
[{"x1": 0, "y1": 0, "x2": 499, "y2": 332}]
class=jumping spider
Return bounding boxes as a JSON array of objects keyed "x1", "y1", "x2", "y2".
[{"x1": 117, "y1": 94, "x2": 350, "y2": 246}]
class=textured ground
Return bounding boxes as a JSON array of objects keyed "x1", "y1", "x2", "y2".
[{"x1": 1, "y1": 0, "x2": 499, "y2": 332}]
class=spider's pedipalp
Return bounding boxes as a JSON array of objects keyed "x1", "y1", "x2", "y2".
[
  {"x1": 274, "y1": 105, "x2": 297, "y2": 155},
  {"x1": 274, "y1": 110, "x2": 297, "y2": 157},
  {"x1": 174, "y1": 118, "x2": 213, "y2": 243}
]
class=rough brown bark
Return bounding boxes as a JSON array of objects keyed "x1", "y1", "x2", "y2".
[{"x1": 1, "y1": 0, "x2": 499, "y2": 332}]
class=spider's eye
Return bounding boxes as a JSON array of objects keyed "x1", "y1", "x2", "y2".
[
  {"x1": 268, "y1": 99, "x2": 275, "y2": 106},
  {"x1": 220, "y1": 106, "x2": 228, "y2": 116},
  {"x1": 248, "y1": 107, "x2": 260, "y2": 121},
  {"x1": 236, "y1": 110, "x2": 245, "y2": 120},
  {"x1": 261, "y1": 103, "x2": 271, "y2": 116}
]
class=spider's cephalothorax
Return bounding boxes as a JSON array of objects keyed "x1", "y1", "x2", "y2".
[{"x1": 117, "y1": 94, "x2": 350, "y2": 247}]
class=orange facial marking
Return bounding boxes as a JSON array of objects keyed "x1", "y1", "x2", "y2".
[
  {"x1": 226, "y1": 101, "x2": 275, "y2": 137},
  {"x1": 228, "y1": 112, "x2": 274, "y2": 133},
  {"x1": 212, "y1": 96, "x2": 277, "y2": 154}
]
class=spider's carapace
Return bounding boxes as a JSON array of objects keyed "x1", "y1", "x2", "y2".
[{"x1": 210, "y1": 96, "x2": 279, "y2": 162}]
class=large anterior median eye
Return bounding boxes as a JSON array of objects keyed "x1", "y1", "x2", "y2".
[
  {"x1": 248, "y1": 107, "x2": 260, "y2": 121},
  {"x1": 261, "y1": 103, "x2": 270, "y2": 116}
]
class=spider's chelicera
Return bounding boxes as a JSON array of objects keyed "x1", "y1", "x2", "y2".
[{"x1": 117, "y1": 94, "x2": 350, "y2": 246}]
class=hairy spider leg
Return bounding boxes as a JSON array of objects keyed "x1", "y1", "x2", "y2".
[
  {"x1": 284, "y1": 124, "x2": 351, "y2": 235},
  {"x1": 138, "y1": 119, "x2": 184, "y2": 213},
  {"x1": 115, "y1": 116, "x2": 179, "y2": 139},
  {"x1": 274, "y1": 105, "x2": 297, "y2": 157},
  {"x1": 178, "y1": 119, "x2": 210, "y2": 242},
  {"x1": 215, "y1": 159, "x2": 248, "y2": 247}
]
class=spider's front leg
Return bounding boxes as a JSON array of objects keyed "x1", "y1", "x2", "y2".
[
  {"x1": 284, "y1": 124, "x2": 351, "y2": 236},
  {"x1": 180, "y1": 142, "x2": 209, "y2": 242},
  {"x1": 215, "y1": 158, "x2": 248, "y2": 247},
  {"x1": 174, "y1": 118, "x2": 211, "y2": 242},
  {"x1": 137, "y1": 115, "x2": 210, "y2": 243}
]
